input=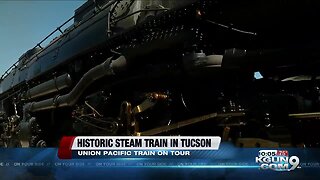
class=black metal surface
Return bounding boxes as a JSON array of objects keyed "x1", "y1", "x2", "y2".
[
  {"x1": 23, "y1": 74, "x2": 72, "y2": 100},
  {"x1": 23, "y1": 56, "x2": 126, "y2": 113},
  {"x1": 1, "y1": 0, "x2": 320, "y2": 147}
]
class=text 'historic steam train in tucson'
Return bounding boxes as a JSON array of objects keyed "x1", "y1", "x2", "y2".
[{"x1": 1, "y1": 0, "x2": 320, "y2": 147}]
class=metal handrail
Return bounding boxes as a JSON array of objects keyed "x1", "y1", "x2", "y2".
[
  {"x1": 0, "y1": 0, "x2": 169, "y2": 82},
  {"x1": 0, "y1": 15, "x2": 75, "y2": 81},
  {"x1": 0, "y1": 0, "x2": 117, "y2": 81}
]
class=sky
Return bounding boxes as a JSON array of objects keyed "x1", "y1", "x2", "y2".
[{"x1": 0, "y1": 0, "x2": 85, "y2": 75}]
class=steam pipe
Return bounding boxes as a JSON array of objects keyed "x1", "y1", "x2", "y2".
[
  {"x1": 23, "y1": 73, "x2": 72, "y2": 100},
  {"x1": 23, "y1": 55, "x2": 127, "y2": 113}
]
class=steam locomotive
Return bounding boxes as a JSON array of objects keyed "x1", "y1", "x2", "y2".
[{"x1": 1, "y1": 0, "x2": 320, "y2": 147}]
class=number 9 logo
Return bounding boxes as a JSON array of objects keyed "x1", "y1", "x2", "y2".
[{"x1": 289, "y1": 156, "x2": 300, "y2": 171}]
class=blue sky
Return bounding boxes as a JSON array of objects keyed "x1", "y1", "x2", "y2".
[{"x1": 0, "y1": 0, "x2": 85, "y2": 75}]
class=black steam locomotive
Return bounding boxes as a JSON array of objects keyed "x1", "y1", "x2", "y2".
[{"x1": 1, "y1": 0, "x2": 320, "y2": 147}]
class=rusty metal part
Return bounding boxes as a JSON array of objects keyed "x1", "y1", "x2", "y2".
[
  {"x1": 147, "y1": 92, "x2": 168, "y2": 101},
  {"x1": 120, "y1": 101, "x2": 138, "y2": 135},
  {"x1": 136, "y1": 112, "x2": 245, "y2": 136},
  {"x1": 288, "y1": 112, "x2": 320, "y2": 119},
  {"x1": 132, "y1": 92, "x2": 169, "y2": 114},
  {"x1": 132, "y1": 99, "x2": 156, "y2": 114},
  {"x1": 222, "y1": 126, "x2": 231, "y2": 141}
]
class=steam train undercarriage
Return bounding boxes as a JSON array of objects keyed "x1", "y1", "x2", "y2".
[{"x1": 1, "y1": 0, "x2": 320, "y2": 148}]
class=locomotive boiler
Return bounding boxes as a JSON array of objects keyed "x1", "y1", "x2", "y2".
[{"x1": 1, "y1": 0, "x2": 320, "y2": 148}]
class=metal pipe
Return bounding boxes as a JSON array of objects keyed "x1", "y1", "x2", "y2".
[
  {"x1": 24, "y1": 74, "x2": 72, "y2": 100},
  {"x1": 24, "y1": 55, "x2": 127, "y2": 113},
  {"x1": 137, "y1": 112, "x2": 246, "y2": 136}
]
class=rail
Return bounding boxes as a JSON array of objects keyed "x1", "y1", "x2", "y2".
[
  {"x1": 0, "y1": 0, "x2": 117, "y2": 81},
  {"x1": 0, "y1": 0, "x2": 171, "y2": 82},
  {"x1": 0, "y1": 15, "x2": 75, "y2": 81}
]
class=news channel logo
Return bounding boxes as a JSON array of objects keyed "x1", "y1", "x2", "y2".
[{"x1": 255, "y1": 150, "x2": 300, "y2": 171}]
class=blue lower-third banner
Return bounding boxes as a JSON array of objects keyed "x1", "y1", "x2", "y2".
[{"x1": 0, "y1": 138, "x2": 320, "y2": 179}]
